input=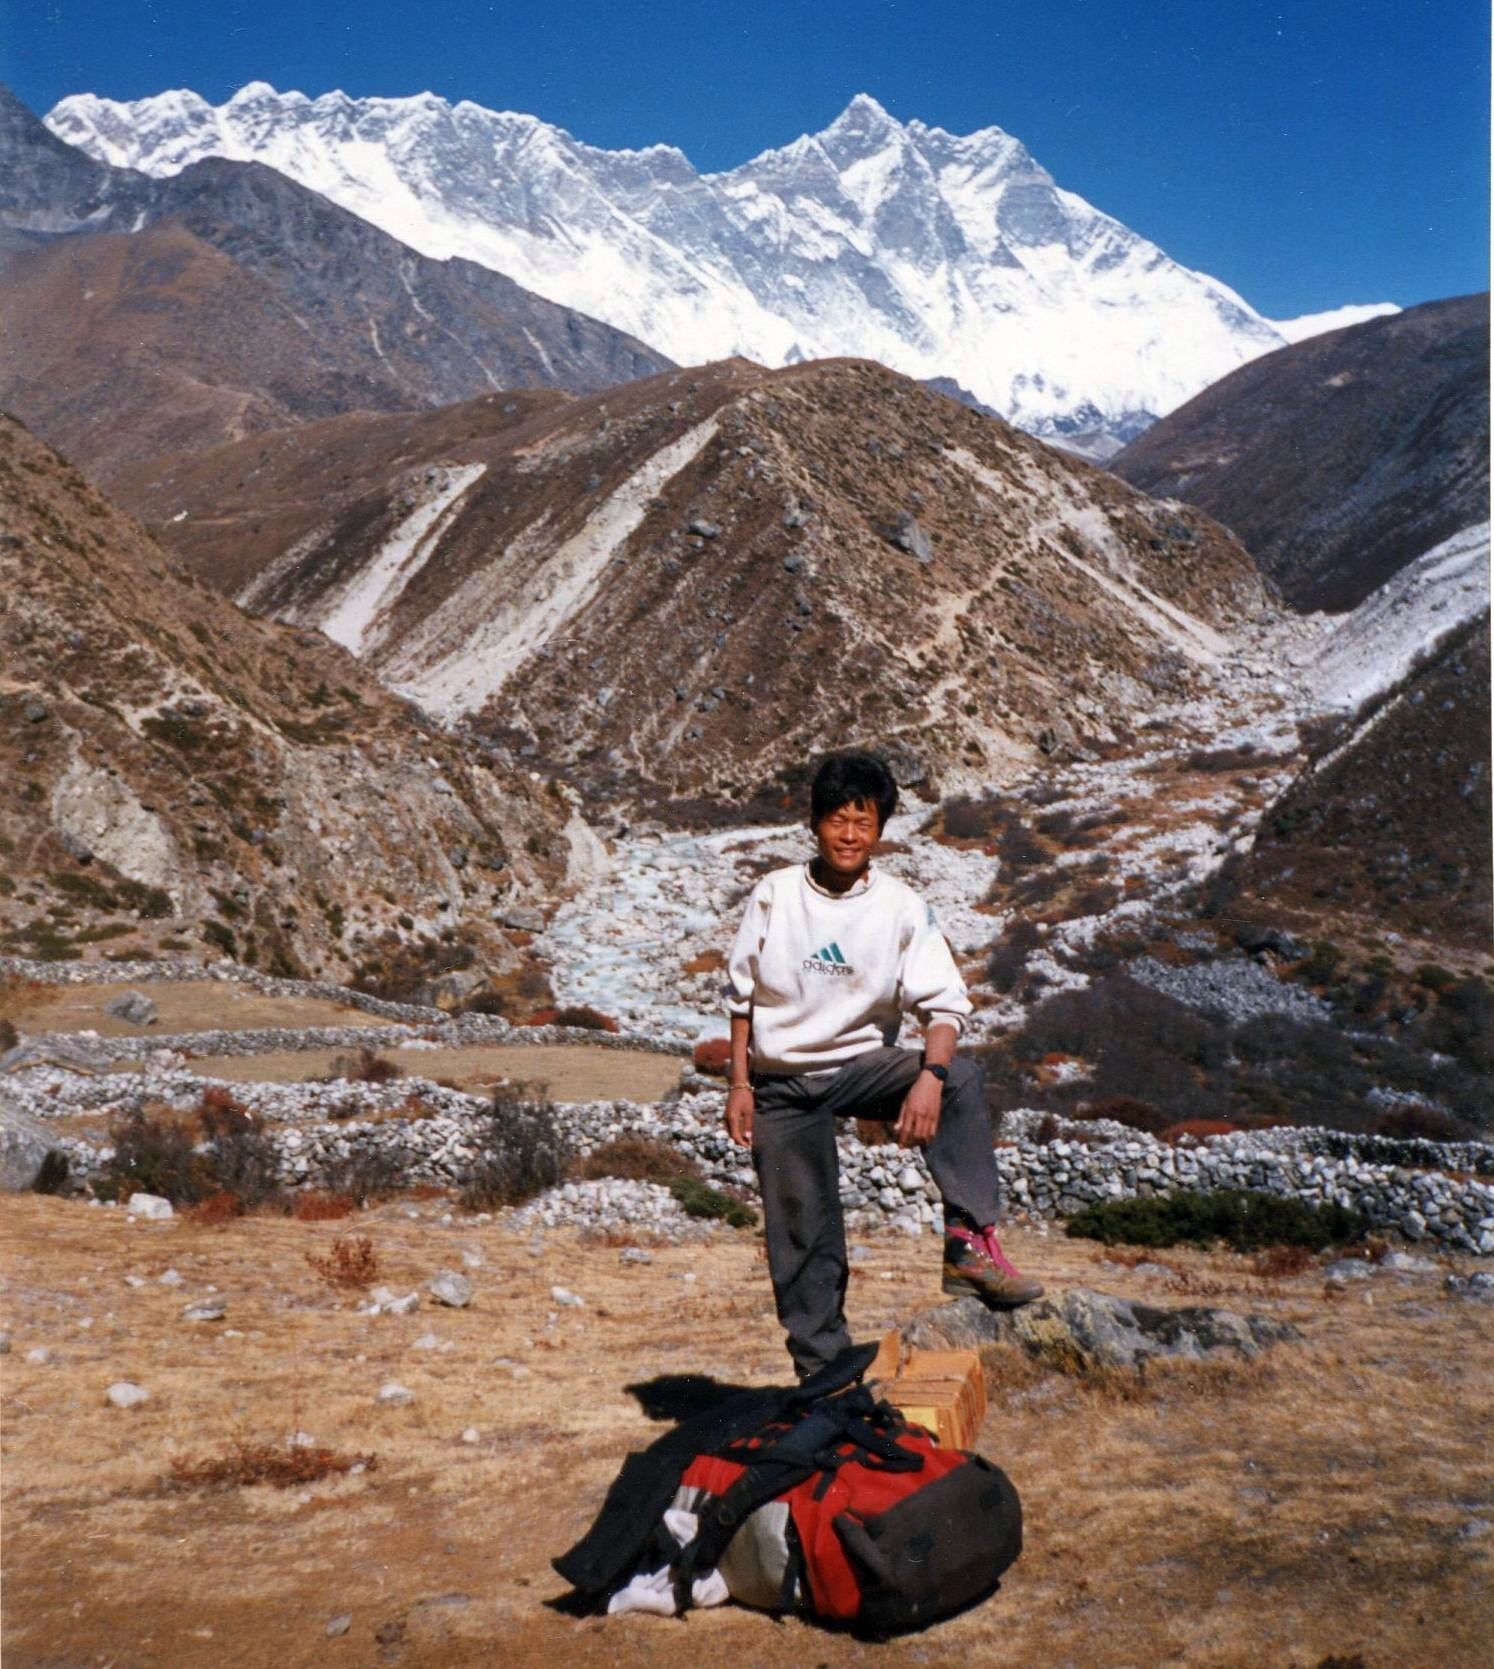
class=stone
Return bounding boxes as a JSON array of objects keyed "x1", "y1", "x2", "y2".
[
  {"x1": 127, "y1": 1193, "x2": 174, "y2": 1221},
  {"x1": 619, "y1": 1248, "x2": 653, "y2": 1265},
  {"x1": 158, "y1": 1268, "x2": 185, "y2": 1286},
  {"x1": 1322, "y1": 1260, "x2": 1372, "y2": 1282},
  {"x1": 378, "y1": 1381, "x2": 414, "y2": 1405},
  {"x1": 687, "y1": 519, "x2": 721, "y2": 539},
  {"x1": 782, "y1": 553, "x2": 805, "y2": 573},
  {"x1": 106, "y1": 1381, "x2": 149, "y2": 1409},
  {"x1": 903, "y1": 1287, "x2": 1299, "y2": 1371},
  {"x1": 182, "y1": 1299, "x2": 226, "y2": 1322},
  {"x1": 427, "y1": 1272, "x2": 473, "y2": 1308},
  {"x1": 106, "y1": 991, "x2": 158, "y2": 1027},
  {"x1": 0, "y1": 1106, "x2": 64, "y2": 1192},
  {"x1": 888, "y1": 513, "x2": 932, "y2": 564},
  {"x1": 550, "y1": 1285, "x2": 585, "y2": 1308},
  {"x1": 25, "y1": 1346, "x2": 54, "y2": 1365},
  {"x1": 495, "y1": 905, "x2": 545, "y2": 933},
  {"x1": 326, "y1": 1615, "x2": 352, "y2": 1637},
  {"x1": 461, "y1": 1427, "x2": 481, "y2": 1444},
  {"x1": 1457, "y1": 1518, "x2": 1492, "y2": 1540}
]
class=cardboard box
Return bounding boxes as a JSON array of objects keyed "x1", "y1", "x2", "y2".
[{"x1": 869, "y1": 1332, "x2": 987, "y2": 1450}]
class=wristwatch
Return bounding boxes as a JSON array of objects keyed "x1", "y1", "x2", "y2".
[{"x1": 922, "y1": 1062, "x2": 949, "y2": 1083}]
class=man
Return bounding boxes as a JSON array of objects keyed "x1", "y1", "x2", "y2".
[{"x1": 724, "y1": 749, "x2": 1042, "y2": 1379}]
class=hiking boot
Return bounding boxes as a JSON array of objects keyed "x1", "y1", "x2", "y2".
[{"x1": 942, "y1": 1224, "x2": 1044, "y2": 1307}]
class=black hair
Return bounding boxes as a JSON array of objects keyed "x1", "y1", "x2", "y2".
[{"x1": 810, "y1": 750, "x2": 898, "y2": 831}]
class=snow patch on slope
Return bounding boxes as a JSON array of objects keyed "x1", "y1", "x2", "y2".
[
  {"x1": 1268, "y1": 302, "x2": 1401, "y2": 345},
  {"x1": 386, "y1": 419, "x2": 719, "y2": 717},
  {"x1": 1301, "y1": 522, "x2": 1490, "y2": 710},
  {"x1": 320, "y1": 463, "x2": 486, "y2": 655}
]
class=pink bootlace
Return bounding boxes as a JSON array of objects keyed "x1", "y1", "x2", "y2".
[{"x1": 949, "y1": 1223, "x2": 1024, "y2": 1279}]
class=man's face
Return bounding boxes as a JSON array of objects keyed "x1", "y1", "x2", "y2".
[{"x1": 813, "y1": 798, "x2": 881, "y2": 877}]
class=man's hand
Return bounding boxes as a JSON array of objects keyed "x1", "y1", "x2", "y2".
[
  {"x1": 726, "y1": 1086, "x2": 755, "y2": 1147},
  {"x1": 894, "y1": 1070, "x2": 942, "y2": 1148}
]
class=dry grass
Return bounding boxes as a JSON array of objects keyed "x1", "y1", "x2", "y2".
[
  {"x1": 1, "y1": 1200, "x2": 1490, "y2": 1669},
  {"x1": 0, "y1": 978, "x2": 397, "y2": 1036},
  {"x1": 167, "y1": 1439, "x2": 377, "y2": 1492},
  {"x1": 164, "y1": 1042, "x2": 684, "y2": 1102}
]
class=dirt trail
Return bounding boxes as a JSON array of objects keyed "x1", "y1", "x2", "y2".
[{"x1": 2, "y1": 1198, "x2": 1490, "y2": 1669}]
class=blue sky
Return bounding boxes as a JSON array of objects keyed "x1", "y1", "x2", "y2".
[{"x1": 4, "y1": 0, "x2": 1488, "y2": 319}]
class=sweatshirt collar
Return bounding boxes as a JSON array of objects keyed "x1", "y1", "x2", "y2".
[{"x1": 803, "y1": 861, "x2": 877, "y2": 900}]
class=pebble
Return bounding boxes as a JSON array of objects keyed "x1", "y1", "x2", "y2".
[
  {"x1": 460, "y1": 1428, "x2": 481, "y2": 1444},
  {"x1": 182, "y1": 1299, "x2": 227, "y2": 1322},
  {"x1": 551, "y1": 1286, "x2": 585, "y2": 1308},
  {"x1": 106, "y1": 1381, "x2": 148, "y2": 1408},
  {"x1": 378, "y1": 1382, "x2": 414, "y2": 1405},
  {"x1": 619, "y1": 1247, "x2": 653, "y2": 1265},
  {"x1": 25, "y1": 1347, "x2": 54, "y2": 1365},
  {"x1": 411, "y1": 1333, "x2": 451, "y2": 1353},
  {"x1": 326, "y1": 1615, "x2": 352, "y2": 1638},
  {"x1": 158, "y1": 1269, "x2": 185, "y2": 1287}
]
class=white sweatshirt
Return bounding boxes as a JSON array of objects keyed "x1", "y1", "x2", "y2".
[{"x1": 724, "y1": 863, "x2": 972, "y2": 1075}]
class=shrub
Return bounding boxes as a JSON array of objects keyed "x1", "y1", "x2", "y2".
[
  {"x1": 318, "y1": 1141, "x2": 407, "y2": 1205},
  {"x1": 187, "y1": 1190, "x2": 244, "y2": 1225},
  {"x1": 98, "y1": 1108, "x2": 213, "y2": 1205},
  {"x1": 1077, "y1": 1096, "x2": 1171, "y2": 1135},
  {"x1": 692, "y1": 1039, "x2": 731, "y2": 1076},
  {"x1": 1414, "y1": 964, "x2": 1457, "y2": 993},
  {"x1": 1252, "y1": 1244, "x2": 1317, "y2": 1278},
  {"x1": 168, "y1": 1440, "x2": 376, "y2": 1492},
  {"x1": 987, "y1": 918, "x2": 1040, "y2": 994},
  {"x1": 577, "y1": 1136, "x2": 702, "y2": 1184},
  {"x1": 1296, "y1": 941, "x2": 1344, "y2": 986},
  {"x1": 1372, "y1": 1103, "x2": 1473, "y2": 1143},
  {"x1": 459, "y1": 1085, "x2": 571, "y2": 1210},
  {"x1": 1065, "y1": 1189, "x2": 1368, "y2": 1253},
  {"x1": 0, "y1": 1016, "x2": 17, "y2": 1053},
  {"x1": 326, "y1": 1047, "x2": 402, "y2": 1084},
  {"x1": 668, "y1": 1175, "x2": 757, "y2": 1229},
  {"x1": 294, "y1": 1191, "x2": 358, "y2": 1221},
  {"x1": 197, "y1": 1093, "x2": 286, "y2": 1212},
  {"x1": 306, "y1": 1235, "x2": 381, "y2": 1290},
  {"x1": 524, "y1": 1004, "x2": 619, "y2": 1032}
]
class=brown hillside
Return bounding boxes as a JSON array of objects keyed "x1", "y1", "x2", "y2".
[
  {"x1": 126, "y1": 359, "x2": 1274, "y2": 806},
  {"x1": 1110, "y1": 294, "x2": 1490, "y2": 613},
  {"x1": 0, "y1": 414, "x2": 573, "y2": 982},
  {"x1": 1220, "y1": 612, "x2": 1492, "y2": 954}
]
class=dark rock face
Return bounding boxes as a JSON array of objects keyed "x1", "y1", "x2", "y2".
[
  {"x1": 0, "y1": 86, "x2": 672, "y2": 482},
  {"x1": 0, "y1": 1105, "x2": 63, "y2": 1192},
  {"x1": 904, "y1": 1288, "x2": 1300, "y2": 1369},
  {"x1": 1110, "y1": 294, "x2": 1490, "y2": 613}
]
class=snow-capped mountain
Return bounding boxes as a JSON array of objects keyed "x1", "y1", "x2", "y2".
[{"x1": 46, "y1": 84, "x2": 1384, "y2": 443}]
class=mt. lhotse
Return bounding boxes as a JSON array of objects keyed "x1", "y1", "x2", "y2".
[{"x1": 47, "y1": 86, "x2": 1395, "y2": 453}]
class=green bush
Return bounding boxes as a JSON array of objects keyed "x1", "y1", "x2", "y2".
[
  {"x1": 668, "y1": 1176, "x2": 757, "y2": 1229},
  {"x1": 1065, "y1": 1188, "x2": 1367, "y2": 1253}
]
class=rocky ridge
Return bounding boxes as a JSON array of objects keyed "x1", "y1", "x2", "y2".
[
  {"x1": 0, "y1": 86, "x2": 671, "y2": 484},
  {"x1": 127, "y1": 357, "x2": 1275, "y2": 800}
]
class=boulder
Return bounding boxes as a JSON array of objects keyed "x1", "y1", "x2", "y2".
[
  {"x1": 106, "y1": 991, "x2": 158, "y2": 1027},
  {"x1": 0, "y1": 1106, "x2": 65, "y2": 1192},
  {"x1": 127, "y1": 1193, "x2": 175, "y2": 1221},
  {"x1": 902, "y1": 1287, "x2": 1299, "y2": 1370},
  {"x1": 427, "y1": 1271, "x2": 473, "y2": 1308}
]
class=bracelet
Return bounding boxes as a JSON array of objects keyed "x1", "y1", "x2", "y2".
[{"x1": 729, "y1": 1081, "x2": 754, "y2": 1092}]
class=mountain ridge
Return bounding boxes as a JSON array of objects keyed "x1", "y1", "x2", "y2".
[{"x1": 45, "y1": 83, "x2": 1390, "y2": 450}]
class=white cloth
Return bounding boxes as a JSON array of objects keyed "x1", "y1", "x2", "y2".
[
  {"x1": 724, "y1": 863, "x2": 971, "y2": 1075},
  {"x1": 605, "y1": 1508, "x2": 730, "y2": 1616}
]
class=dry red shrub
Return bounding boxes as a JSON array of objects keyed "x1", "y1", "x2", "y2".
[
  {"x1": 293, "y1": 1191, "x2": 356, "y2": 1222},
  {"x1": 692, "y1": 1039, "x2": 731, "y2": 1076},
  {"x1": 305, "y1": 1235, "x2": 380, "y2": 1289},
  {"x1": 187, "y1": 1190, "x2": 243, "y2": 1225},
  {"x1": 168, "y1": 1440, "x2": 377, "y2": 1492}
]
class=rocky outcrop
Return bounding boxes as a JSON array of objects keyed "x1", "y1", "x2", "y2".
[
  {"x1": 0, "y1": 414, "x2": 570, "y2": 981},
  {"x1": 902, "y1": 1289, "x2": 1300, "y2": 1369},
  {"x1": 0, "y1": 1105, "x2": 63, "y2": 1191}
]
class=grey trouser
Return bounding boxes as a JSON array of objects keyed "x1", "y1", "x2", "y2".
[{"x1": 750, "y1": 1047, "x2": 1001, "y2": 1378}]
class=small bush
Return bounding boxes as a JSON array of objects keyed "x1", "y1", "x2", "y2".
[
  {"x1": 326, "y1": 1047, "x2": 402, "y2": 1084},
  {"x1": 318, "y1": 1141, "x2": 407, "y2": 1205},
  {"x1": 987, "y1": 918, "x2": 1040, "y2": 994},
  {"x1": 1414, "y1": 963, "x2": 1457, "y2": 993},
  {"x1": 1065, "y1": 1189, "x2": 1368, "y2": 1253},
  {"x1": 294, "y1": 1191, "x2": 358, "y2": 1222},
  {"x1": 168, "y1": 1440, "x2": 376, "y2": 1492},
  {"x1": 98, "y1": 1109, "x2": 213, "y2": 1205},
  {"x1": 1076, "y1": 1096, "x2": 1171, "y2": 1135},
  {"x1": 460, "y1": 1085, "x2": 571, "y2": 1210},
  {"x1": 692, "y1": 1039, "x2": 731, "y2": 1076},
  {"x1": 0, "y1": 1017, "x2": 20, "y2": 1052},
  {"x1": 306, "y1": 1235, "x2": 381, "y2": 1290},
  {"x1": 525, "y1": 1004, "x2": 619, "y2": 1033},
  {"x1": 1372, "y1": 1104, "x2": 1473, "y2": 1143},
  {"x1": 668, "y1": 1175, "x2": 757, "y2": 1229},
  {"x1": 187, "y1": 1190, "x2": 244, "y2": 1225},
  {"x1": 198, "y1": 1094, "x2": 286, "y2": 1212},
  {"x1": 1296, "y1": 941, "x2": 1344, "y2": 986},
  {"x1": 1252, "y1": 1244, "x2": 1317, "y2": 1278},
  {"x1": 577, "y1": 1136, "x2": 702, "y2": 1185}
]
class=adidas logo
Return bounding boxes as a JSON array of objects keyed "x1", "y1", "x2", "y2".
[{"x1": 802, "y1": 941, "x2": 854, "y2": 977}]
